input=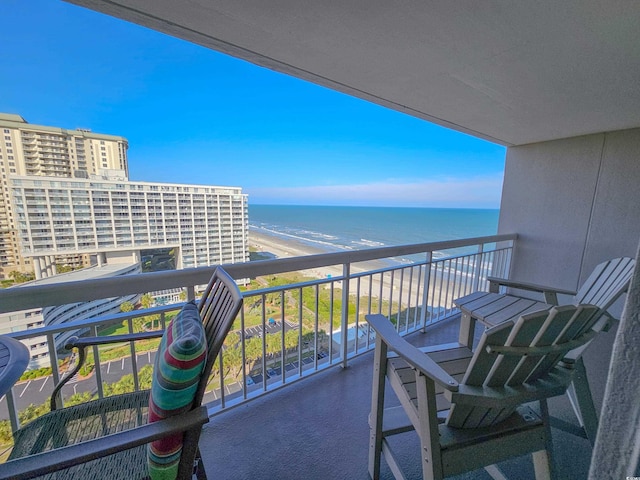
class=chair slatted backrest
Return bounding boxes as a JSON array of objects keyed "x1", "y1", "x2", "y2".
[
  {"x1": 446, "y1": 304, "x2": 599, "y2": 429},
  {"x1": 194, "y1": 267, "x2": 243, "y2": 407},
  {"x1": 575, "y1": 257, "x2": 635, "y2": 314}
]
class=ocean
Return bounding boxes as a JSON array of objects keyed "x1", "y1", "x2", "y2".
[{"x1": 248, "y1": 205, "x2": 499, "y2": 261}]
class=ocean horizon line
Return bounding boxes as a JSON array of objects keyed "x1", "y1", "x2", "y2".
[{"x1": 248, "y1": 203, "x2": 499, "y2": 212}]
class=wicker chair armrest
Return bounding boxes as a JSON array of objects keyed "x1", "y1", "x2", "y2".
[
  {"x1": 51, "y1": 330, "x2": 164, "y2": 411},
  {"x1": 0, "y1": 406, "x2": 209, "y2": 480},
  {"x1": 67, "y1": 330, "x2": 165, "y2": 350}
]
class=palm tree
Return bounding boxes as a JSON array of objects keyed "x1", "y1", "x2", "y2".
[
  {"x1": 140, "y1": 294, "x2": 153, "y2": 309},
  {"x1": 120, "y1": 301, "x2": 134, "y2": 313}
]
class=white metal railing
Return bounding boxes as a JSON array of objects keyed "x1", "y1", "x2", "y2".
[{"x1": 0, "y1": 233, "x2": 515, "y2": 435}]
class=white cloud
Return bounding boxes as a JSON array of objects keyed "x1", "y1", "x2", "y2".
[{"x1": 247, "y1": 173, "x2": 504, "y2": 208}]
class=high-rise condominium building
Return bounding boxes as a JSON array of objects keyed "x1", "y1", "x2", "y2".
[
  {"x1": 10, "y1": 176, "x2": 249, "y2": 276},
  {"x1": 0, "y1": 113, "x2": 129, "y2": 277}
]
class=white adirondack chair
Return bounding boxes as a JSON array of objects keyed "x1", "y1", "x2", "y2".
[
  {"x1": 487, "y1": 257, "x2": 635, "y2": 323},
  {"x1": 484, "y1": 256, "x2": 635, "y2": 444},
  {"x1": 367, "y1": 304, "x2": 600, "y2": 480}
]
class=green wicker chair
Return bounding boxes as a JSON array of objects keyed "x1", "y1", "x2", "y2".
[{"x1": 0, "y1": 267, "x2": 243, "y2": 480}]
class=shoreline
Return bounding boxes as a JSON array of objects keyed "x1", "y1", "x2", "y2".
[{"x1": 248, "y1": 229, "x2": 460, "y2": 310}]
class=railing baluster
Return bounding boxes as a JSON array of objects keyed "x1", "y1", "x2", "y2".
[
  {"x1": 340, "y1": 263, "x2": 350, "y2": 367},
  {"x1": 219, "y1": 350, "x2": 226, "y2": 409},
  {"x1": 6, "y1": 388, "x2": 20, "y2": 433},
  {"x1": 314, "y1": 284, "x2": 320, "y2": 370},
  {"x1": 329, "y1": 280, "x2": 335, "y2": 363},
  {"x1": 47, "y1": 333, "x2": 62, "y2": 408},
  {"x1": 92, "y1": 324, "x2": 104, "y2": 399},
  {"x1": 280, "y1": 290, "x2": 285, "y2": 383},
  {"x1": 472, "y1": 243, "x2": 485, "y2": 292},
  {"x1": 388, "y1": 270, "x2": 395, "y2": 331},
  {"x1": 355, "y1": 276, "x2": 362, "y2": 351},
  {"x1": 298, "y1": 287, "x2": 303, "y2": 377},
  {"x1": 260, "y1": 294, "x2": 267, "y2": 392},
  {"x1": 420, "y1": 252, "x2": 432, "y2": 329},
  {"x1": 240, "y1": 308, "x2": 248, "y2": 399},
  {"x1": 413, "y1": 264, "x2": 422, "y2": 329},
  {"x1": 128, "y1": 317, "x2": 140, "y2": 392}
]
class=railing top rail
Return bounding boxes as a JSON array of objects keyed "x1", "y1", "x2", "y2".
[
  {"x1": 0, "y1": 233, "x2": 516, "y2": 313},
  {"x1": 6, "y1": 302, "x2": 185, "y2": 341}
]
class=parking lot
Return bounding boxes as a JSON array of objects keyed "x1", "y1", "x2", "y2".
[{"x1": 243, "y1": 319, "x2": 296, "y2": 339}]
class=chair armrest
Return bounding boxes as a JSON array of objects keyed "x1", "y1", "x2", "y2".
[
  {"x1": 51, "y1": 330, "x2": 165, "y2": 411},
  {"x1": 67, "y1": 330, "x2": 165, "y2": 350},
  {"x1": 487, "y1": 276, "x2": 576, "y2": 304},
  {"x1": 0, "y1": 406, "x2": 209, "y2": 480},
  {"x1": 365, "y1": 314, "x2": 458, "y2": 391}
]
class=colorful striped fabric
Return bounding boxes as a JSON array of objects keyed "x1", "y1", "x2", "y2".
[{"x1": 147, "y1": 301, "x2": 207, "y2": 480}]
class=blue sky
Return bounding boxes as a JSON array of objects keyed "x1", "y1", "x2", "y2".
[{"x1": 1, "y1": 1, "x2": 506, "y2": 208}]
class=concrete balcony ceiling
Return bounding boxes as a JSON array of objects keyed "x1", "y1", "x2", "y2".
[{"x1": 68, "y1": 0, "x2": 640, "y2": 146}]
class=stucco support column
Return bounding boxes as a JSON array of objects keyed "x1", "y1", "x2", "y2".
[
  {"x1": 46, "y1": 257, "x2": 53, "y2": 277},
  {"x1": 39, "y1": 257, "x2": 48, "y2": 279},
  {"x1": 588, "y1": 238, "x2": 640, "y2": 478},
  {"x1": 97, "y1": 253, "x2": 104, "y2": 267},
  {"x1": 50, "y1": 256, "x2": 57, "y2": 276},
  {"x1": 33, "y1": 257, "x2": 42, "y2": 280}
]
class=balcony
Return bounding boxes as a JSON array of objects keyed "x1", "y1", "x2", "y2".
[{"x1": 0, "y1": 233, "x2": 614, "y2": 478}]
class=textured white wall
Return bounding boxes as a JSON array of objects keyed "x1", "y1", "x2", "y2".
[
  {"x1": 499, "y1": 127, "x2": 640, "y2": 291},
  {"x1": 589, "y1": 240, "x2": 640, "y2": 478}
]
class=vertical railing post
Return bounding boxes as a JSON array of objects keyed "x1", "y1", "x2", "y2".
[
  {"x1": 472, "y1": 243, "x2": 485, "y2": 292},
  {"x1": 6, "y1": 389, "x2": 20, "y2": 433},
  {"x1": 186, "y1": 284, "x2": 196, "y2": 301},
  {"x1": 420, "y1": 251, "x2": 433, "y2": 331},
  {"x1": 340, "y1": 263, "x2": 350, "y2": 368},
  {"x1": 128, "y1": 317, "x2": 140, "y2": 392},
  {"x1": 47, "y1": 333, "x2": 62, "y2": 409},
  {"x1": 92, "y1": 324, "x2": 105, "y2": 399}
]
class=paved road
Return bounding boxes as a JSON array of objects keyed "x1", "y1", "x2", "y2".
[
  {"x1": 0, "y1": 322, "x2": 326, "y2": 421},
  {"x1": 0, "y1": 350, "x2": 157, "y2": 420}
]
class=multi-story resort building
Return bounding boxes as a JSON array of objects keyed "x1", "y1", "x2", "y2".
[
  {"x1": 1, "y1": 113, "x2": 249, "y2": 366},
  {"x1": 10, "y1": 176, "x2": 249, "y2": 275},
  {"x1": 0, "y1": 113, "x2": 129, "y2": 277}
]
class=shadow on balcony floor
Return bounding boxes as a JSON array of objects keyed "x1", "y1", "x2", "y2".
[{"x1": 200, "y1": 316, "x2": 594, "y2": 479}]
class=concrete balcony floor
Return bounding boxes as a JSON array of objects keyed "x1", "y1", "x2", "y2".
[{"x1": 201, "y1": 316, "x2": 596, "y2": 480}]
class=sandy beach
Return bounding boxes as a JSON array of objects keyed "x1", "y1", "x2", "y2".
[{"x1": 248, "y1": 229, "x2": 461, "y2": 313}]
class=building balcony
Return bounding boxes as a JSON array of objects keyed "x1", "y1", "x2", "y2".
[{"x1": 0, "y1": 233, "x2": 612, "y2": 478}]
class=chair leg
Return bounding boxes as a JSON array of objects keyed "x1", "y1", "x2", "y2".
[
  {"x1": 534, "y1": 399, "x2": 556, "y2": 480},
  {"x1": 415, "y1": 373, "x2": 443, "y2": 480},
  {"x1": 458, "y1": 312, "x2": 476, "y2": 349},
  {"x1": 568, "y1": 358, "x2": 598, "y2": 446},
  {"x1": 195, "y1": 447, "x2": 207, "y2": 480},
  {"x1": 369, "y1": 338, "x2": 388, "y2": 480}
]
